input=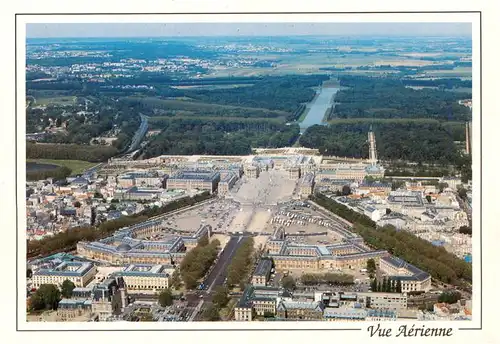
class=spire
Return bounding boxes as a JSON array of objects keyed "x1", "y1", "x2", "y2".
[{"x1": 368, "y1": 126, "x2": 378, "y2": 166}]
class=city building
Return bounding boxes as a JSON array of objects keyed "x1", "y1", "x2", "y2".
[
  {"x1": 251, "y1": 259, "x2": 273, "y2": 286},
  {"x1": 116, "y1": 186, "x2": 164, "y2": 201},
  {"x1": 440, "y1": 176, "x2": 463, "y2": 191},
  {"x1": 357, "y1": 292, "x2": 408, "y2": 311},
  {"x1": 298, "y1": 172, "x2": 315, "y2": 198},
  {"x1": 114, "y1": 264, "x2": 174, "y2": 292},
  {"x1": 355, "y1": 182, "x2": 392, "y2": 196},
  {"x1": 245, "y1": 165, "x2": 260, "y2": 179},
  {"x1": 316, "y1": 165, "x2": 367, "y2": 181},
  {"x1": 362, "y1": 205, "x2": 382, "y2": 222},
  {"x1": 234, "y1": 285, "x2": 291, "y2": 321},
  {"x1": 379, "y1": 256, "x2": 431, "y2": 293},
  {"x1": 77, "y1": 222, "x2": 211, "y2": 265},
  {"x1": 288, "y1": 166, "x2": 301, "y2": 180},
  {"x1": 366, "y1": 309, "x2": 398, "y2": 321},
  {"x1": 32, "y1": 261, "x2": 97, "y2": 288},
  {"x1": 91, "y1": 276, "x2": 128, "y2": 321},
  {"x1": 166, "y1": 170, "x2": 220, "y2": 194},
  {"x1": 56, "y1": 299, "x2": 92, "y2": 321},
  {"x1": 267, "y1": 239, "x2": 388, "y2": 271},
  {"x1": 323, "y1": 307, "x2": 367, "y2": 321},
  {"x1": 217, "y1": 172, "x2": 238, "y2": 196},
  {"x1": 315, "y1": 178, "x2": 355, "y2": 192},
  {"x1": 276, "y1": 300, "x2": 324, "y2": 320}
]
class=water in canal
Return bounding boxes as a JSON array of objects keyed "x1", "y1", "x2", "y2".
[{"x1": 300, "y1": 87, "x2": 339, "y2": 132}]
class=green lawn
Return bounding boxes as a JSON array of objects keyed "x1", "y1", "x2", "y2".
[
  {"x1": 26, "y1": 159, "x2": 97, "y2": 175},
  {"x1": 297, "y1": 108, "x2": 310, "y2": 123}
]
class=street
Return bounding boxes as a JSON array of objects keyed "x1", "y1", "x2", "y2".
[{"x1": 182, "y1": 235, "x2": 246, "y2": 320}]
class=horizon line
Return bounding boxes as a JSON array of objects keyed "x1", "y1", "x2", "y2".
[{"x1": 26, "y1": 34, "x2": 472, "y2": 39}]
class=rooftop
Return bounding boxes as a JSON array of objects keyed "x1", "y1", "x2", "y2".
[
  {"x1": 34, "y1": 261, "x2": 95, "y2": 277},
  {"x1": 170, "y1": 170, "x2": 220, "y2": 181},
  {"x1": 253, "y1": 259, "x2": 273, "y2": 277}
]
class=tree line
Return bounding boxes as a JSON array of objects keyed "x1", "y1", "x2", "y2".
[
  {"x1": 370, "y1": 277, "x2": 402, "y2": 293},
  {"x1": 141, "y1": 118, "x2": 299, "y2": 158},
  {"x1": 27, "y1": 192, "x2": 213, "y2": 258},
  {"x1": 126, "y1": 97, "x2": 286, "y2": 120},
  {"x1": 300, "y1": 273, "x2": 354, "y2": 286},
  {"x1": 226, "y1": 237, "x2": 255, "y2": 289},
  {"x1": 27, "y1": 142, "x2": 118, "y2": 162},
  {"x1": 28, "y1": 280, "x2": 76, "y2": 312},
  {"x1": 310, "y1": 193, "x2": 472, "y2": 288},
  {"x1": 26, "y1": 165, "x2": 72, "y2": 181},
  {"x1": 333, "y1": 76, "x2": 471, "y2": 121},
  {"x1": 180, "y1": 237, "x2": 220, "y2": 289}
]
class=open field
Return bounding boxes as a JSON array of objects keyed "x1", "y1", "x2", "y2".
[
  {"x1": 26, "y1": 159, "x2": 96, "y2": 175},
  {"x1": 36, "y1": 96, "x2": 76, "y2": 106},
  {"x1": 424, "y1": 67, "x2": 472, "y2": 77},
  {"x1": 373, "y1": 59, "x2": 435, "y2": 67},
  {"x1": 447, "y1": 87, "x2": 473, "y2": 93}
]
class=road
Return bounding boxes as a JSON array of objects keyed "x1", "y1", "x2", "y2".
[
  {"x1": 126, "y1": 113, "x2": 148, "y2": 154},
  {"x1": 82, "y1": 163, "x2": 104, "y2": 178},
  {"x1": 455, "y1": 191, "x2": 472, "y2": 226},
  {"x1": 204, "y1": 236, "x2": 244, "y2": 292},
  {"x1": 183, "y1": 235, "x2": 246, "y2": 321}
]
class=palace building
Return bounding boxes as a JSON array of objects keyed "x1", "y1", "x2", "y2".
[
  {"x1": 379, "y1": 256, "x2": 432, "y2": 293},
  {"x1": 77, "y1": 221, "x2": 212, "y2": 266},
  {"x1": 32, "y1": 261, "x2": 97, "y2": 288},
  {"x1": 267, "y1": 239, "x2": 388, "y2": 271}
]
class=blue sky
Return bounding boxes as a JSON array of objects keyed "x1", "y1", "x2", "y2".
[{"x1": 26, "y1": 22, "x2": 472, "y2": 38}]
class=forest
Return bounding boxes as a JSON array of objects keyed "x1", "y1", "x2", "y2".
[
  {"x1": 182, "y1": 74, "x2": 328, "y2": 113},
  {"x1": 180, "y1": 237, "x2": 221, "y2": 289},
  {"x1": 332, "y1": 76, "x2": 471, "y2": 121},
  {"x1": 27, "y1": 142, "x2": 118, "y2": 162},
  {"x1": 299, "y1": 121, "x2": 462, "y2": 165},
  {"x1": 140, "y1": 119, "x2": 300, "y2": 158},
  {"x1": 26, "y1": 166, "x2": 72, "y2": 182}
]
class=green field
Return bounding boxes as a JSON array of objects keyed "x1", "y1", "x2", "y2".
[
  {"x1": 36, "y1": 96, "x2": 77, "y2": 106},
  {"x1": 297, "y1": 108, "x2": 310, "y2": 123},
  {"x1": 27, "y1": 159, "x2": 97, "y2": 175}
]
